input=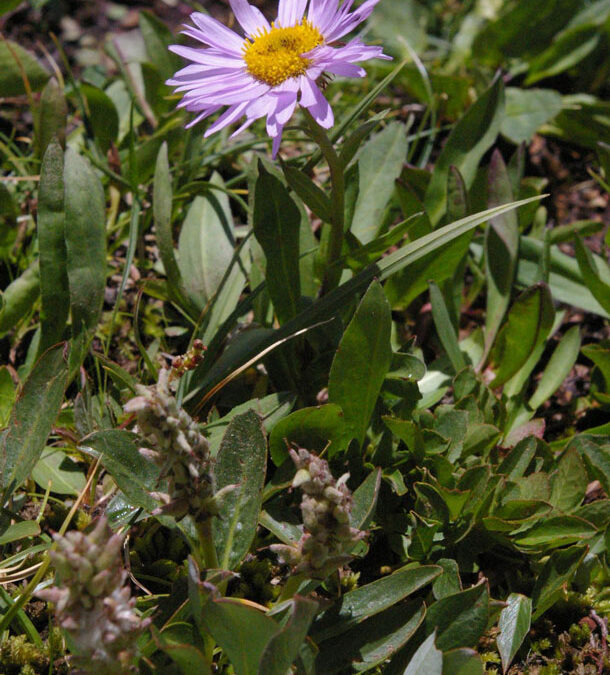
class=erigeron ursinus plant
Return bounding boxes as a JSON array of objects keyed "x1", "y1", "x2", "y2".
[{"x1": 0, "y1": 0, "x2": 608, "y2": 673}]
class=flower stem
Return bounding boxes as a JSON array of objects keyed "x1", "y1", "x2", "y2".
[
  {"x1": 303, "y1": 111, "x2": 345, "y2": 295},
  {"x1": 196, "y1": 519, "x2": 219, "y2": 569}
]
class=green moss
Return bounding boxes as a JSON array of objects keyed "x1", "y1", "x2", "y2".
[{"x1": 0, "y1": 635, "x2": 46, "y2": 673}]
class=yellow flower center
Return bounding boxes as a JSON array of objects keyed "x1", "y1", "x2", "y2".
[{"x1": 243, "y1": 20, "x2": 324, "y2": 87}]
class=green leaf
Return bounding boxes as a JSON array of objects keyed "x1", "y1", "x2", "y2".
[
  {"x1": 425, "y1": 78, "x2": 505, "y2": 226},
  {"x1": 351, "y1": 468, "x2": 382, "y2": 529},
  {"x1": 514, "y1": 516, "x2": 596, "y2": 549},
  {"x1": 425, "y1": 582, "x2": 489, "y2": 651},
  {"x1": 529, "y1": 325, "x2": 581, "y2": 410},
  {"x1": 282, "y1": 165, "x2": 331, "y2": 223},
  {"x1": 328, "y1": 280, "x2": 392, "y2": 444},
  {"x1": 582, "y1": 342, "x2": 610, "y2": 391},
  {"x1": 0, "y1": 344, "x2": 68, "y2": 501},
  {"x1": 484, "y1": 150, "x2": 519, "y2": 359},
  {"x1": 497, "y1": 594, "x2": 532, "y2": 673},
  {"x1": 0, "y1": 520, "x2": 41, "y2": 546},
  {"x1": 214, "y1": 411, "x2": 267, "y2": 570},
  {"x1": 178, "y1": 174, "x2": 235, "y2": 310},
  {"x1": 37, "y1": 141, "x2": 69, "y2": 355},
  {"x1": 316, "y1": 601, "x2": 425, "y2": 674},
  {"x1": 525, "y1": 25, "x2": 600, "y2": 85},
  {"x1": 501, "y1": 88, "x2": 563, "y2": 144},
  {"x1": 139, "y1": 10, "x2": 181, "y2": 79},
  {"x1": 258, "y1": 597, "x2": 318, "y2": 675},
  {"x1": 268, "y1": 404, "x2": 348, "y2": 466},
  {"x1": 85, "y1": 430, "x2": 159, "y2": 512},
  {"x1": 531, "y1": 545, "x2": 587, "y2": 619},
  {"x1": 154, "y1": 623, "x2": 211, "y2": 675},
  {"x1": 0, "y1": 367, "x2": 16, "y2": 427},
  {"x1": 442, "y1": 649, "x2": 485, "y2": 675},
  {"x1": 36, "y1": 77, "x2": 67, "y2": 158},
  {"x1": 312, "y1": 564, "x2": 440, "y2": 642},
  {"x1": 403, "y1": 632, "x2": 442, "y2": 675},
  {"x1": 0, "y1": 40, "x2": 49, "y2": 96},
  {"x1": 31, "y1": 448, "x2": 86, "y2": 496},
  {"x1": 549, "y1": 446, "x2": 588, "y2": 513},
  {"x1": 80, "y1": 83, "x2": 119, "y2": 154},
  {"x1": 490, "y1": 284, "x2": 554, "y2": 387},
  {"x1": 429, "y1": 281, "x2": 466, "y2": 372},
  {"x1": 195, "y1": 585, "x2": 280, "y2": 675},
  {"x1": 577, "y1": 440, "x2": 610, "y2": 494},
  {"x1": 351, "y1": 122, "x2": 409, "y2": 244},
  {"x1": 253, "y1": 163, "x2": 301, "y2": 324},
  {"x1": 153, "y1": 143, "x2": 194, "y2": 314},
  {"x1": 573, "y1": 237, "x2": 610, "y2": 315},
  {"x1": 0, "y1": 262, "x2": 40, "y2": 336},
  {"x1": 64, "y1": 149, "x2": 106, "y2": 365}
]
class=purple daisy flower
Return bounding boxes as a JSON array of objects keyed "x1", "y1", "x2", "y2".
[{"x1": 167, "y1": 0, "x2": 390, "y2": 156}]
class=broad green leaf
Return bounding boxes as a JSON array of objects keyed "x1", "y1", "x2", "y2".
[
  {"x1": 329, "y1": 280, "x2": 392, "y2": 444},
  {"x1": 64, "y1": 149, "x2": 106, "y2": 365},
  {"x1": 425, "y1": 582, "x2": 489, "y2": 651},
  {"x1": 37, "y1": 141, "x2": 69, "y2": 355},
  {"x1": 316, "y1": 601, "x2": 425, "y2": 674},
  {"x1": 258, "y1": 597, "x2": 318, "y2": 675},
  {"x1": 531, "y1": 545, "x2": 587, "y2": 619},
  {"x1": 156, "y1": 623, "x2": 212, "y2": 675},
  {"x1": 573, "y1": 237, "x2": 610, "y2": 315},
  {"x1": 253, "y1": 163, "x2": 301, "y2": 324},
  {"x1": 0, "y1": 344, "x2": 68, "y2": 501},
  {"x1": 178, "y1": 174, "x2": 235, "y2": 309},
  {"x1": 484, "y1": 150, "x2": 519, "y2": 359},
  {"x1": 497, "y1": 594, "x2": 532, "y2": 673},
  {"x1": 490, "y1": 284, "x2": 554, "y2": 387},
  {"x1": 526, "y1": 25, "x2": 600, "y2": 85},
  {"x1": 578, "y1": 440, "x2": 610, "y2": 494},
  {"x1": 85, "y1": 430, "x2": 159, "y2": 512},
  {"x1": 0, "y1": 262, "x2": 40, "y2": 336},
  {"x1": 442, "y1": 649, "x2": 484, "y2": 675},
  {"x1": 31, "y1": 448, "x2": 86, "y2": 496},
  {"x1": 36, "y1": 77, "x2": 67, "y2": 158},
  {"x1": 514, "y1": 516, "x2": 596, "y2": 549},
  {"x1": 196, "y1": 590, "x2": 280, "y2": 675},
  {"x1": 529, "y1": 325, "x2": 581, "y2": 410},
  {"x1": 312, "y1": 564, "x2": 441, "y2": 642},
  {"x1": 501, "y1": 88, "x2": 563, "y2": 144},
  {"x1": 550, "y1": 446, "x2": 588, "y2": 513},
  {"x1": 214, "y1": 410, "x2": 267, "y2": 570},
  {"x1": 0, "y1": 1, "x2": 23, "y2": 16},
  {"x1": 425, "y1": 78, "x2": 505, "y2": 226},
  {"x1": 153, "y1": 143, "x2": 194, "y2": 314},
  {"x1": 403, "y1": 632, "x2": 442, "y2": 675},
  {"x1": 351, "y1": 122, "x2": 409, "y2": 243},
  {"x1": 0, "y1": 40, "x2": 49, "y2": 96},
  {"x1": 0, "y1": 520, "x2": 40, "y2": 546},
  {"x1": 269, "y1": 404, "x2": 348, "y2": 466}
]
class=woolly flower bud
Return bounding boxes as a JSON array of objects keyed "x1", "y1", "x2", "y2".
[
  {"x1": 38, "y1": 518, "x2": 149, "y2": 674},
  {"x1": 124, "y1": 368, "x2": 215, "y2": 521},
  {"x1": 271, "y1": 448, "x2": 365, "y2": 579}
]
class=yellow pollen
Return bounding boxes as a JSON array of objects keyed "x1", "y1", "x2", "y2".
[{"x1": 243, "y1": 20, "x2": 324, "y2": 87}]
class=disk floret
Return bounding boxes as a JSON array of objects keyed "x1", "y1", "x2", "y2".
[
  {"x1": 124, "y1": 368, "x2": 216, "y2": 520},
  {"x1": 39, "y1": 518, "x2": 148, "y2": 674}
]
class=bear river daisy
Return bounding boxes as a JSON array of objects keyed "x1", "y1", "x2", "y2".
[{"x1": 167, "y1": 0, "x2": 390, "y2": 155}]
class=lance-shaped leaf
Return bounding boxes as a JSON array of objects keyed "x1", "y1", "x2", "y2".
[
  {"x1": 497, "y1": 594, "x2": 532, "y2": 673},
  {"x1": 329, "y1": 280, "x2": 392, "y2": 445},
  {"x1": 253, "y1": 163, "x2": 301, "y2": 324},
  {"x1": 490, "y1": 283, "x2": 554, "y2": 388},
  {"x1": 0, "y1": 344, "x2": 68, "y2": 501},
  {"x1": 37, "y1": 141, "x2": 69, "y2": 354}
]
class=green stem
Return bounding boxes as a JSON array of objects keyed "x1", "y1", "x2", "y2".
[
  {"x1": 303, "y1": 111, "x2": 345, "y2": 295},
  {"x1": 196, "y1": 519, "x2": 219, "y2": 569}
]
